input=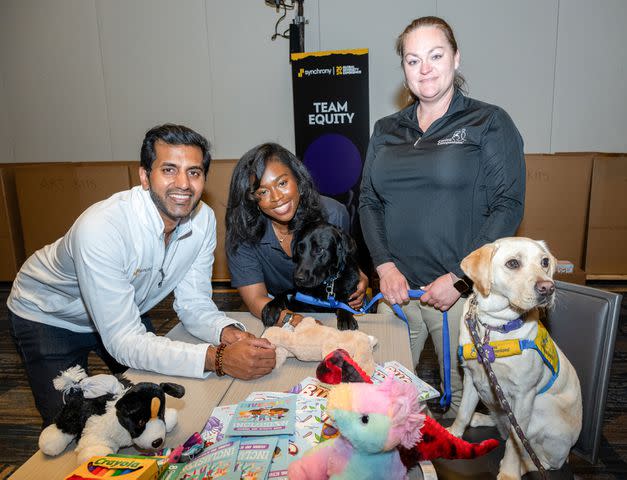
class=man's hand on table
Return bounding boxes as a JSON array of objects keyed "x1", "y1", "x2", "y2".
[
  {"x1": 220, "y1": 325, "x2": 256, "y2": 344},
  {"x1": 206, "y1": 326, "x2": 276, "y2": 380},
  {"x1": 221, "y1": 337, "x2": 276, "y2": 379}
]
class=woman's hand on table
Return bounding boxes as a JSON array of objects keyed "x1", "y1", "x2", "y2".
[
  {"x1": 376, "y1": 262, "x2": 410, "y2": 305},
  {"x1": 420, "y1": 273, "x2": 461, "y2": 311}
]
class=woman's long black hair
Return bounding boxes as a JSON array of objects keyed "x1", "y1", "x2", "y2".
[{"x1": 226, "y1": 143, "x2": 325, "y2": 254}]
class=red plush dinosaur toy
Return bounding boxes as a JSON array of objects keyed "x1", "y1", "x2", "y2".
[{"x1": 316, "y1": 349, "x2": 499, "y2": 467}]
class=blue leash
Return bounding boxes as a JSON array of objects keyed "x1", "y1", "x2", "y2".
[{"x1": 294, "y1": 288, "x2": 452, "y2": 408}]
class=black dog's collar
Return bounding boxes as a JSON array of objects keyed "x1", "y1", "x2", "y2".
[{"x1": 322, "y1": 262, "x2": 344, "y2": 299}]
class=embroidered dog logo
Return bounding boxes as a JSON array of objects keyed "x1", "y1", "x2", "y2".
[{"x1": 437, "y1": 128, "x2": 467, "y2": 145}]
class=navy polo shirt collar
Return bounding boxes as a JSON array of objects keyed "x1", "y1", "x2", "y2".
[
  {"x1": 400, "y1": 88, "x2": 466, "y2": 131},
  {"x1": 260, "y1": 217, "x2": 292, "y2": 253}
]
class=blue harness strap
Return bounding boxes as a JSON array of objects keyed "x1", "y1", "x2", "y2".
[
  {"x1": 294, "y1": 288, "x2": 452, "y2": 408},
  {"x1": 519, "y1": 339, "x2": 560, "y2": 394}
]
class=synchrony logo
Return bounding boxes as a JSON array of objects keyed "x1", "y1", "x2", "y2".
[{"x1": 297, "y1": 65, "x2": 362, "y2": 78}]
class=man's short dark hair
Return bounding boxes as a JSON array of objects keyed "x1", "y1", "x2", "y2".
[{"x1": 140, "y1": 124, "x2": 211, "y2": 175}]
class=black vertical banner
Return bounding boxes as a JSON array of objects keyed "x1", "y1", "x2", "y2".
[{"x1": 291, "y1": 49, "x2": 370, "y2": 269}]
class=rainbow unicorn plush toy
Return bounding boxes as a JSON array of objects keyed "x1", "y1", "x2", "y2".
[{"x1": 288, "y1": 349, "x2": 498, "y2": 480}]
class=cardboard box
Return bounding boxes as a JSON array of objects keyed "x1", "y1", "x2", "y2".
[
  {"x1": 15, "y1": 164, "x2": 131, "y2": 257},
  {"x1": 128, "y1": 161, "x2": 141, "y2": 186},
  {"x1": 585, "y1": 154, "x2": 627, "y2": 274},
  {"x1": 516, "y1": 154, "x2": 594, "y2": 269},
  {"x1": 555, "y1": 266, "x2": 587, "y2": 286},
  {"x1": 0, "y1": 166, "x2": 26, "y2": 280},
  {"x1": 202, "y1": 159, "x2": 237, "y2": 282}
]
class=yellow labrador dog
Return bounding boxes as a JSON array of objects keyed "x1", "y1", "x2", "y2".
[{"x1": 449, "y1": 237, "x2": 582, "y2": 479}]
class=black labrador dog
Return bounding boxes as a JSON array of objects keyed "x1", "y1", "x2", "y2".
[{"x1": 260, "y1": 222, "x2": 361, "y2": 331}]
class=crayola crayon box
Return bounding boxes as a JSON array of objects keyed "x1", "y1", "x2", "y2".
[{"x1": 65, "y1": 454, "x2": 160, "y2": 479}]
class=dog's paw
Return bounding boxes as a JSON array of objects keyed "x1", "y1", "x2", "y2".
[
  {"x1": 496, "y1": 473, "x2": 520, "y2": 480},
  {"x1": 446, "y1": 425, "x2": 464, "y2": 438},
  {"x1": 164, "y1": 407, "x2": 178, "y2": 432},
  {"x1": 336, "y1": 311, "x2": 358, "y2": 331},
  {"x1": 39, "y1": 424, "x2": 75, "y2": 456},
  {"x1": 470, "y1": 412, "x2": 495, "y2": 427},
  {"x1": 76, "y1": 444, "x2": 114, "y2": 464}
]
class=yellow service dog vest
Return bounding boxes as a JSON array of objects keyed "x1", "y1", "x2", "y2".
[{"x1": 458, "y1": 322, "x2": 560, "y2": 394}]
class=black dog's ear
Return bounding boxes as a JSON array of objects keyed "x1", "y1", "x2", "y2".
[
  {"x1": 336, "y1": 229, "x2": 357, "y2": 268},
  {"x1": 160, "y1": 382, "x2": 185, "y2": 398}
]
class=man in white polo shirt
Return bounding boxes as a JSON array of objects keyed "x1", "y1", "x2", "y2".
[{"x1": 8, "y1": 123, "x2": 276, "y2": 426}]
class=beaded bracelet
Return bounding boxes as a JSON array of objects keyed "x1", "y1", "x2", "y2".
[{"x1": 214, "y1": 343, "x2": 227, "y2": 377}]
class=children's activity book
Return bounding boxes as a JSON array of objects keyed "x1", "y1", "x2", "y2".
[
  {"x1": 266, "y1": 435, "x2": 290, "y2": 480},
  {"x1": 372, "y1": 360, "x2": 441, "y2": 401},
  {"x1": 233, "y1": 436, "x2": 278, "y2": 480},
  {"x1": 244, "y1": 389, "x2": 328, "y2": 460},
  {"x1": 226, "y1": 395, "x2": 296, "y2": 436},
  {"x1": 289, "y1": 376, "x2": 332, "y2": 399},
  {"x1": 202, "y1": 404, "x2": 236, "y2": 446},
  {"x1": 177, "y1": 437, "x2": 240, "y2": 479}
]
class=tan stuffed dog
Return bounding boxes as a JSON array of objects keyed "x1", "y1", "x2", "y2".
[{"x1": 262, "y1": 317, "x2": 378, "y2": 375}]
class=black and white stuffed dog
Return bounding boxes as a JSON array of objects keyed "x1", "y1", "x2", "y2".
[{"x1": 39, "y1": 365, "x2": 185, "y2": 464}]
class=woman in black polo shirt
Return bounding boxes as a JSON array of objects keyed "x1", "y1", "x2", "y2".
[
  {"x1": 226, "y1": 142, "x2": 368, "y2": 328},
  {"x1": 360, "y1": 16, "x2": 525, "y2": 416}
]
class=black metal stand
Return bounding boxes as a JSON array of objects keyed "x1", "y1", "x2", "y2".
[{"x1": 290, "y1": 0, "x2": 305, "y2": 56}]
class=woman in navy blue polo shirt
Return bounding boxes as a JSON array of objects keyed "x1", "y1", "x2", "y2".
[{"x1": 226, "y1": 143, "x2": 368, "y2": 328}]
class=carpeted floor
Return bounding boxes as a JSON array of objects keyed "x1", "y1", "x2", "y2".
[{"x1": 0, "y1": 281, "x2": 625, "y2": 479}]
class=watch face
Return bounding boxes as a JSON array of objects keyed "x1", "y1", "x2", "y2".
[
  {"x1": 454, "y1": 279, "x2": 469, "y2": 293},
  {"x1": 282, "y1": 313, "x2": 293, "y2": 326}
]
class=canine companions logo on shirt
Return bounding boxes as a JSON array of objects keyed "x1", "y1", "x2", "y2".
[{"x1": 437, "y1": 128, "x2": 467, "y2": 145}]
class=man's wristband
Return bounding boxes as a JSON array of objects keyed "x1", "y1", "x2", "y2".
[{"x1": 214, "y1": 343, "x2": 227, "y2": 377}]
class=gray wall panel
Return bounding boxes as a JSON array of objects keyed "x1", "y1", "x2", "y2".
[
  {"x1": 0, "y1": 1, "x2": 625, "y2": 164},
  {"x1": 0, "y1": 69, "x2": 12, "y2": 163},
  {"x1": 205, "y1": 2, "x2": 297, "y2": 158},
  {"x1": 438, "y1": 0, "x2": 558, "y2": 153},
  {"x1": 97, "y1": 0, "x2": 214, "y2": 160},
  {"x1": 319, "y1": 0, "x2": 437, "y2": 128},
  {"x1": 551, "y1": 0, "x2": 627, "y2": 152},
  {"x1": 0, "y1": 0, "x2": 111, "y2": 163}
]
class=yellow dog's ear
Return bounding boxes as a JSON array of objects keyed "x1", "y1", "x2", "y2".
[
  {"x1": 536, "y1": 240, "x2": 558, "y2": 277},
  {"x1": 461, "y1": 244, "x2": 497, "y2": 297}
]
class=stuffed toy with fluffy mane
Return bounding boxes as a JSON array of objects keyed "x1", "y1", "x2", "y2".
[
  {"x1": 38, "y1": 365, "x2": 185, "y2": 464},
  {"x1": 288, "y1": 349, "x2": 499, "y2": 479}
]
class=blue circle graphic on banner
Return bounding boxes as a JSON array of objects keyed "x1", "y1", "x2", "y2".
[{"x1": 303, "y1": 133, "x2": 362, "y2": 195}]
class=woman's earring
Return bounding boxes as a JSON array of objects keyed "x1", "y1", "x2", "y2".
[{"x1": 403, "y1": 80, "x2": 409, "y2": 90}]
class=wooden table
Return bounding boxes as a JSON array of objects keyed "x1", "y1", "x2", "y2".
[{"x1": 11, "y1": 312, "x2": 434, "y2": 479}]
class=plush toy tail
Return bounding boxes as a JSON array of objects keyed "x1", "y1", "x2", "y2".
[
  {"x1": 316, "y1": 348, "x2": 373, "y2": 385},
  {"x1": 52, "y1": 365, "x2": 88, "y2": 392},
  {"x1": 398, "y1": 416, "x2": 499, "y2": 466}
]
